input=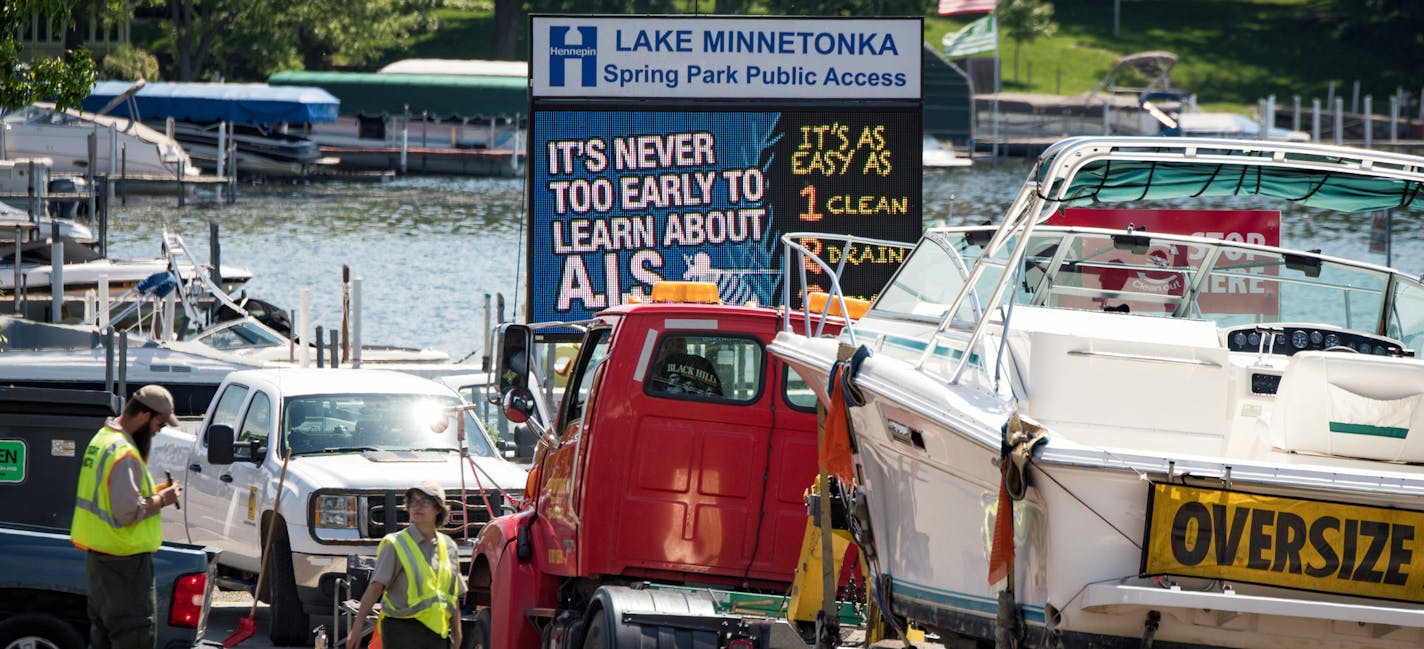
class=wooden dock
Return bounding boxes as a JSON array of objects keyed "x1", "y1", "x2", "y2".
[{"x1": 321, "y1": 145, "x2": 524, "y2": 177}]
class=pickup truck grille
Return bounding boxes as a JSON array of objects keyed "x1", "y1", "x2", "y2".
[{"x1": 364, "y1": 490, "x2": 508, "y2": 540}]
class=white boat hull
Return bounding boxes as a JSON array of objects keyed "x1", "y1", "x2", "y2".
[{"x1": 775, "y1": 329, "x2": 1424, "y2": 648}]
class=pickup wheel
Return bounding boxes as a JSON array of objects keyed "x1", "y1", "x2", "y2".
[
  {"x1": 266, "y1": 526, "x2": 312, "y2": 646},
  {"x1": 0, "y1": 613, "x2": 84, "y2": 649},
  {"x1": 463, "y1": 607, "x2": 491, "y2": 649}
]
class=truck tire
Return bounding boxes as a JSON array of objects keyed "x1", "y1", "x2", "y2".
[
  {"x1": 463, "y1": 607, "x2": 491, "y2": 649},
  {"x1": 266, "y1": 527, "x2": 312, "y2": 646},
  {"x1": 580, "y1": 609, "x2": 610, "y2": 649},
  {"x1": 0, "y1": 614, "x2": 84, "y2": 649}
]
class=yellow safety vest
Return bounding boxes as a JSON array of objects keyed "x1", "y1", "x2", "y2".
[
  {"x1": 379, "y1": 528, "x2": 458, "y2": 637},
  {"x1": 70, "y1": 425, "x2": 162, "y2": 556}
]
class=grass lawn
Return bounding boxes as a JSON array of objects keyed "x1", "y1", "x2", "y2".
[
  {"x1": 376, "y1": 1, "x2": 1412, "y2": 114},
  {"x1": 927, "y1": 0, "x2": 1412, "y2": 112}
]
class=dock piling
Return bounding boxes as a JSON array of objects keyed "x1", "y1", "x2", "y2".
[
  {"x1": 299, "y1": 289, "x2": 311, "y2": 368},
  {"x1": 118, "y1": 334, "x2": 127, "y2": 405},
  {"x1": 1364, "y1": 96, "x2": 1372, "y2": 149},
  {"x1": 12, "y1": 227, "x2": 21, "y2": 314},
  {"x1": 1312, "y1": 98, "x2": 1322, "y2": 143},
  {"x1": 1334, "y1": 98, "x2": 1344, "y2": 145},
  {"x1": 400, "y1": 107, "x2": 409, "y2": 174},
  {"x1": 99, "y1": 275, "x2": 109, "y2": 329},
  {"x1": 50, "y1": 222, "x2": 62, "y2": 323},
  {"x1": 341, "y1": 265, "x2": 351, "y2": 363},
  {"x1": 482, "y1": 293, "x2": 491, "y2": 372},
  {"x1": 352, "y1": 278, "x2": 362, "y2": 369},
  {"x1": 209, "y1": 222, "x2": 222, "y2": 294},
  {"x1": 104, "y1": 328, "x2": 114, "y2": 396},
  {"x1": 27, "y1": 160, "x2": 37, "y2": 223},
  {"x1": 87, "y1": 131, "x2": 96, "y2": 222},
  {"x1": 216, "y1": 120, "x2": 226, "y2": 205},
  {"x1": 107, "y1": 123, "x2": 116, "y2": 205},
  {"x1": 1390, "y1": 96, "x2": 1399, "y2": 144}
]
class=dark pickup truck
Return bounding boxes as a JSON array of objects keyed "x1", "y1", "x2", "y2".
[{"x1": 0, "y1": 385, "x2": 221, "y2": 649}]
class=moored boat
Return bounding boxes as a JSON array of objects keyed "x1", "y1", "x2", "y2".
[
  {"x1": 1, "y1": 103, "x2": 198, "y2": 180},
  {"x1": 771, "y1": 137, "x2": 1424, "y2": 648}
]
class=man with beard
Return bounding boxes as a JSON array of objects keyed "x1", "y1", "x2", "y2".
[{"x1": 71, "y1": 385, "x2": 184, "y2": 649}]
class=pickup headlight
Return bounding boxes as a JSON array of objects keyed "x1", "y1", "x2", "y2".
[{"x1": 315, "y1": 495, "x2": 359, "y2": 529}]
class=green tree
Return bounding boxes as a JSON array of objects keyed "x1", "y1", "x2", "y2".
[
  {"x1": 997, "y1": 0, "x2": 1056, "y2": 84},
  {"x1": 1317, "y1": 0, "x2": 1423, "y2": 91},
  {"x1": 283, "y1": 0, "x2": 439, "y2": 71},
  {"x1": 491, "y1": 0, "x2": 522, "y2": 61},
  {"x1": 1, "y1": 0, "x2": 98, "y2": 110},
  {"x1": 757, "y1": 0, "x2": 925, "y2": 16},
  {"x1": 101, "y1": 43, "x2": 159, "y2": 80},
  {"x1": 161, "y1": 0, "x2": 255, "y2": 80},
  {"x1": 158, "y1": 0, "x2": 439, "y2": 81}
]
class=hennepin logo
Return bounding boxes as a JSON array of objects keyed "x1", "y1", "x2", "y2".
[{"x1": 549, "y1": 26, "x2": 598, "y2": 87}]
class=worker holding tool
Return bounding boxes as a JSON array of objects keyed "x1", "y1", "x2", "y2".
[
  {"x1": 347, "y1": 482, "x2": 465, "y2": 649},
  {"x1": 71, "y1": 385, "x2": 183, "y2": 649}
]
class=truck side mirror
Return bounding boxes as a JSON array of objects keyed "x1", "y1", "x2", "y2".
[
  {"x1": 206, "y1": 424, "x2": 236, "y2": 465},
  {"x1": 502, "y1": 387, "x2": 535, "y2": 424},
  {"x1": 492, "y1": 323, "x2": 533, "y2": 405}
]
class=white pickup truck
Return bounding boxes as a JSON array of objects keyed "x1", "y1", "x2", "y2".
[{"x1": 149, "y1": 368, "x2": 528, "y2": 646}]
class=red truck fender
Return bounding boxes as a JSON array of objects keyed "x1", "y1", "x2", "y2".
[{"x1": 473, "y1": 510, "x2": 563, "y2": 649}]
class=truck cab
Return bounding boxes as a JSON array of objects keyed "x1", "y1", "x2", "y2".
[{"x1": 470, "y1": 285, "x2": 836, "y2": 649}]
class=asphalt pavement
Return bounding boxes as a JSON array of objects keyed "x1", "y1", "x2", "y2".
[{"x1": 207, "y1": 590, "x2": 301, "y2": 649}]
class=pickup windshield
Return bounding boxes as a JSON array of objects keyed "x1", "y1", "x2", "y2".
[{"x1": 283, "y1": 393, "x2": 496, "y2": 457}]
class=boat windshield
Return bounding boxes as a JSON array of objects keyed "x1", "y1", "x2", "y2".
[
  {"x1": 873, "y1": 227, "x2": 1424, "y2": 352},
  {"x1": 193, "y1": 318, "x2": 287, "y2": 349},
  {"x1": 283, "y1": 393, "x2": 495, "y2": 458},
  {"x1": 871, "y1": 238, "x2": 977, "y2": 322}
]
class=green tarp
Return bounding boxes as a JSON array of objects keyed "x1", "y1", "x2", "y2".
[{"x1": 267, "y1": 71, "x2": 527, "y2": 118}]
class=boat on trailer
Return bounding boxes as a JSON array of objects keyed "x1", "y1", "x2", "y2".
[{"x1": 770, "y1": 136, "x2": 1424, "y2": 648}]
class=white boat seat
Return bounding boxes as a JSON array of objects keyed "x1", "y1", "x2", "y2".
[
  {"x1": 1268, "y1": 351, "x2": 1424, "y2": 462},
  {"x1": 1005, "y1": 306, "x2": 1231, "y2": 448}
]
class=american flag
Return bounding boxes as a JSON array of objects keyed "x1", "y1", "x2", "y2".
[{"x1": 938, "y1": 0, "x2": 995, "y2": 16}]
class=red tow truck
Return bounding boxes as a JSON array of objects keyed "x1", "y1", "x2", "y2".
[{"x1": 467, "y1": 282, "x2": 861, "y2": 649}]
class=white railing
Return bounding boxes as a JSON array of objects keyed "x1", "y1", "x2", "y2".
[{"x1": 777, "y1": 231, "x2": 915, "y2": 347}]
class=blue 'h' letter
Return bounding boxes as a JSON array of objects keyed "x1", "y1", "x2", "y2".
[{"x1": 549, "y1": 26, "x2": 598, "y2": 87}]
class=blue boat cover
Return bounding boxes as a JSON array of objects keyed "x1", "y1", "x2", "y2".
[{"x1": 82, "y1": 81, "x2": 340, "y2": 125}]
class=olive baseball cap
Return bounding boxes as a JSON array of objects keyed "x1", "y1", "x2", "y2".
[
  {"x1": 132, "y1": 385, "x2": 181, "y2": 427},
  {"x1": 406, "y1": 481, "x2": 450, "y2": 523}
]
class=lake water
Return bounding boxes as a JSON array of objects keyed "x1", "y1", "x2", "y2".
[{"x1": 105, "y1": 163, "x2": 1423, "y2": 360}]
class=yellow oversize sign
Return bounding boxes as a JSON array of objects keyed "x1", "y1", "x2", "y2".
[{"x1": 1143, "y1": 483, "x2": 1424, "y2": 603}]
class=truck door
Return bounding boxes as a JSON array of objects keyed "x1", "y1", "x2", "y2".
[
  {"x1": 587, "y1": 327, "x2": 780, "y2": 581},
  {"x1": 189, "y1": 385, "x2": 273, "y2": 572},
  {"x1": 186, "y1": 382, "x2": 249, "y2": 549},
  {"x1": 533, "y1": 328, "x2": 612, "y2": 575},
  {"x1": 760, "y1": 364, "x2": 822, "y2": 576},
  {"x1": 223, "y1": 390, "x2": 276, "y2": 568}
]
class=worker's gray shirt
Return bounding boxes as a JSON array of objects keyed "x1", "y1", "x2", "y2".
[
  {"x1": 371, "y1": 526, "x2": 467, "y2": 618},
  {"x1": 103, "y1": 422, "x2": 158, "y2": 527}
]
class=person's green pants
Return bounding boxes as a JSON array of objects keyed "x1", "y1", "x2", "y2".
[{"x1": 86, "y1": 550, "x2": 156, "y2": 649}]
